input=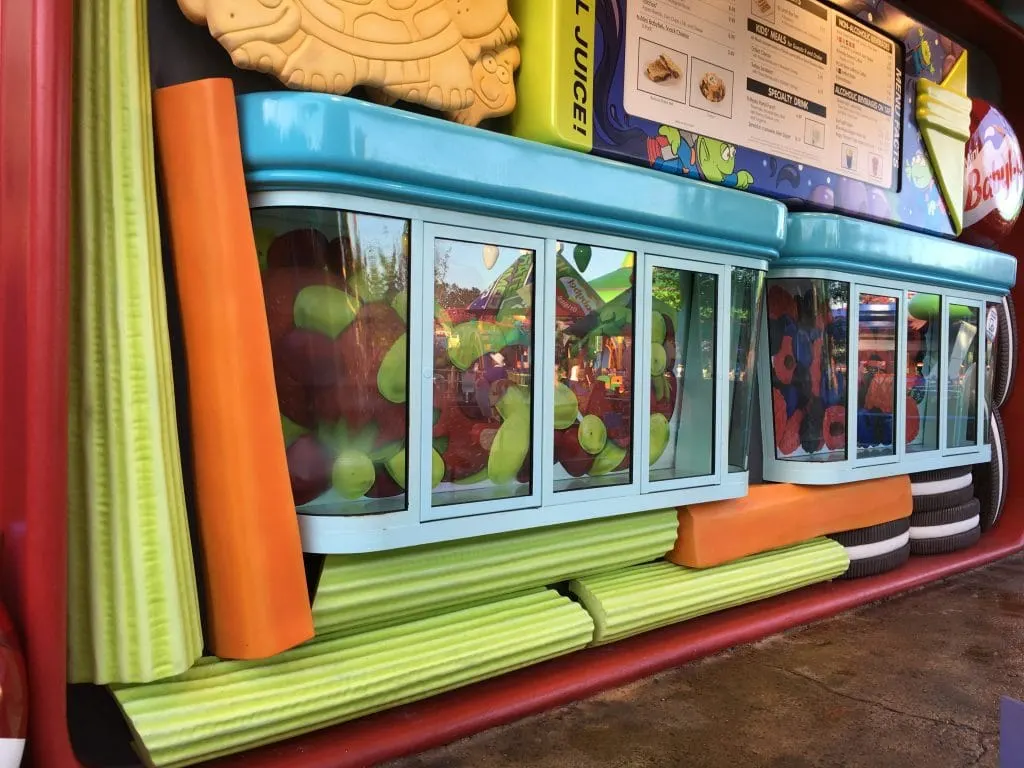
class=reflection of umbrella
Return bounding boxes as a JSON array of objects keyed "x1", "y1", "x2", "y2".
[
  {"x1": 555, "y1": 254, "x2": 604, "y2": 321},
  {"x1": 588, "y1": 268, "x2": 633, "y2": 302},
  {"x1": 468, "y1": 252, "x2": 534, "y2": 319}
]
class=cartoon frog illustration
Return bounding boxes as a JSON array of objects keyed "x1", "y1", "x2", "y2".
[
  {"x1": 907, "y1": 29, "x2": 935, "y2": 75},
  {"x1": 646, "y1": 126, "x2": 754, "y2": 189},
  {"x1": 905, "y1": 149, "x2": 933, "y2": 190}
]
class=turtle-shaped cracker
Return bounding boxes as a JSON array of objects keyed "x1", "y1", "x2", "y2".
[{"x1": 177, "y1": 0, "x2": 520, "y2": 124}]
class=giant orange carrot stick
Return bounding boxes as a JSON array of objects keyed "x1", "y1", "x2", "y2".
[
  {"x1": 153, "y1": 78, "x2": 313, "y2": 658},
  {"x1": 670, "y1": 476, "x2": 912, "y2": 568}
]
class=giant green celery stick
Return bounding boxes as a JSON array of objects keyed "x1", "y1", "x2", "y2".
[
  {"x1": 313, "y1": 509, "x2": 678, "y2": 637},
  {"x1": 570, "y1": 538, "x2": 849, "y2": 644},
  {"x1": 113, "y1": 591, "x2": 594, "y2": 767},
  {"x1": 67, "y1": 0, "x2": 202, "y2": 684}
]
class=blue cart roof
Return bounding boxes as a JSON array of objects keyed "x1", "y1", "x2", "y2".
[
  {"x1": 236, "y1": 92, "x2": 787, "y2": 260},
  {"x1": 779, "y1": 213, "x2": 1017, "y2": 295}
]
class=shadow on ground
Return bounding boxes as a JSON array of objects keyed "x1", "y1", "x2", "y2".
[{"x1": 385, "y1": 554, "x2": 1024, "y2": 768}]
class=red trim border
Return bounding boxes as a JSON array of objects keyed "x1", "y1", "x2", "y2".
[
  {"x1": 0, "y1": 0, "x2": 77, "y2": 765},
  {"x1": 2, "y1": 1, "x2": 1023, "y2": 767}
]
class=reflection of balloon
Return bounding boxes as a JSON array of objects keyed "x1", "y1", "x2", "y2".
[
  {"x1": 482, "y1": 244, "x2": 499, "y2": 270},
  {"x1": 836, "y1": 177, "x2": 868, "y2": 214},
  {"x1": 866, "y1": 188, "x2": 892, "y2": 219},
  {"x1": 573, "y1": 244, "x2": 592, "y2": 272},
  {"x1": 937, "y1": 54, "x2": 954, "y2": 79},
  {"x1": 809, "y1": 185, "x2": 835, "y2": 207}
]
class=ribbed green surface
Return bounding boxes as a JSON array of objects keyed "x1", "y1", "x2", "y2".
[
  {"x1": 312, "y1": 509, "x2": 678, "y2": 637},
  {"x1": 570, "y1": 538, "x2": 849, "y2": 645},
  {"x1": 112, "y1": 590, "x2": 594, "y2": 767},
  {"x1": 67, "y1": 0, "x2": 202, "y2": 683}
]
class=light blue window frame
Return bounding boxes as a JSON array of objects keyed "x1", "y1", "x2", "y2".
[
  {"x1": 249, "y1": 190, "x2": 766, "y2": 553},
  {"x1": 850, "y1": 284, "x2": 905, "y2": 470},
  {"x1": 941, "y1": 295, "x2": 986, "y2": 458},
  {"x1": 759, "y1": 268, "x2": 992, "y2": 485},
  {"x1": 637, "y1": 255, "x2": 729, "y2": 493},
  {"x1": 420, "y1": 223, "x2": 547, "y2": 522}
]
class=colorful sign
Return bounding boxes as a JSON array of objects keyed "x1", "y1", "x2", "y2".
[
  {"x1": 961, "y1": 99, "x2": 1024, "y2": 248},
  {"x1": 512, "y1": 0, "x2": 969, "y2": 237}
]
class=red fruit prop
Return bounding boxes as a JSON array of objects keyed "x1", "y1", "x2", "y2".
[
  {"x1": 767, "y1": 284, "x2": 798, "y2": 321},
  {"x1": 267, "y1": 228, "x2": 331, "y2": 270},
  {"x1": 961, "y1": 99, "x2": 1024, "y2": 249},
  {"x1": 373, "y1": 400, "x2": 408, "y2": 448},
  {"x1": 365, "y1": 464, "x2": 405, "y2": 499},
  {"x1": 554, "y1": 425, "x2": 595, "y2": 477},
  {"x1": 771, "y1": 334, "x2": 797, "y2": 385},
  {"x1": 905, "y1": 397, "x2": 921, "y2": 444},
  {"x1": 772, "y1": 389, "x2": 787, "y2": 437},
  {"x1": 583, "y1": 380, "x2": 611, "y2": 419},
  {"x1": 651, "y1": 375, "x2": 677, "y2": 420},
  {"x1": 810, "y1": 338, "x2": 823, "y2": 397},
  {"x1": 516, "y1": 452, "x2": 532, "y2": 485},
  {"x1": 433, "y1": 383, "x2": 489, "y2": 481},
  {"x1": 273, "y1": 354, "x2": 316, "y2": 429},
  {"x1": 776, "y1": 408, "x2": 804, "y2": 456},
  {"x1": 262, "y1": 267, "x2": 346, "y2": 344},
  {"x1": 823, "y1": 406, "x2": 846, "y2": 451},
  {"x1": 662, "y1": 338, "x2": 676, "y2": 366},
  {"x1": 286, "y1": 435, "x2": 333, "y2": 505},
  {"x1": 864, "y1": 373, "x2": 895, "y2": 414},
  {"x1": 327, "y1": 236, "x2": 357, "y2": 281},
  {"x1": 324, "y1": 302, "x2": 406, "y2": 429},
  {"x1": 276, "y1": 328, "x2": 340, "y2": 387}
]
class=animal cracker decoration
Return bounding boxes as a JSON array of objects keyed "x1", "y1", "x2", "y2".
[{"x1": 177, "y1": 0, "x2": 521, "y2": 126}]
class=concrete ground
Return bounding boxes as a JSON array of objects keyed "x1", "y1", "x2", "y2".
[{"x1": 386, "y1": 554, "x2": 1024, "y2": 768}]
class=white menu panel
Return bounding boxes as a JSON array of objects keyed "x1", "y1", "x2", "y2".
[{"x1": 624, "y1": 0, "x2": 901, "y2": 189}]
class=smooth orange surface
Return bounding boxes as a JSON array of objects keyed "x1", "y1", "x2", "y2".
[
  {"x1": 153, "y1": 78, "x2": 313, "y2": 658},
  {"x1": 669, "y1": 477, "x2": 912, "y2": 568}
]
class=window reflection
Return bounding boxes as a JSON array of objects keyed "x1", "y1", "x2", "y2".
[
  {"x1": 906, "y1": 292, "x2": 940, "y2": 453},
  {"x1": 766, "y1": 278, "x2": 849, "y2": 462},
  {"x1": 252, "y1": 208, "x2": 411, "y2": 516},
  {"x1": 649, "y1": 266, "x2": 717, "y2": 482},
  {"x1": 857, "y1": 294, "x2": 898, "y2": 458},
  {"x1": 728, "y1": 268, "x2": 765, "y2": 473},
  {"x1": 947, "y1": 304, "x2": 980, "y2": 448},
  {"x1": 553, "y1": 244, "x2": 635, "y2": 492},
  {"x1": 432, "y1": 239, "x2": 535, "y2": 507}
]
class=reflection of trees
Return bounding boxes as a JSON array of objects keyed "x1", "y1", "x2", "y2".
[
  {"x1": 347, "y1": 214, "x2": 409, "y2": 298},
  {"x1": 434, "y1": 245, "x2": 481, "y2": 308}
]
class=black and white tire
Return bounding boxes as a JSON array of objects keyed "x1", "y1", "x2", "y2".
[
  {"x1": 829, "y1": 518, "x2": 911, "y2": 579},
  {"x1": 991, "y1": 295, "x2": 1018, "y2": 409},
  {"x1": 975, "y1": 409, "x2": 1008, "y2": 531},
  {"x1": 909, "y1": 467, "x2": 974, "y2": 514},
  {"x1": 909, "y1": 498, "x2": 982, "y2": 555}
]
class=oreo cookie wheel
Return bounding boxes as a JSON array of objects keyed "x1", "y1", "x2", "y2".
[
  {"x1": 828, "y1": 518, "x2": 911, "y2": 579},
  {"x1": 908, "y1": 467, "x2": 981, "y2": 554},
  {"x1": 975, "y1": 409, "x2": 1008, "y2": 531},
  {"x1": 990, "y1": 296, "x2": 1018, "y2": 410},
  {"x1": 909, "y1": 466, "x2": 974, "y2": 514}
]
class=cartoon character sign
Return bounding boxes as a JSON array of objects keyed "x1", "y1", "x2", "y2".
[{"x1": 645, "y1": 126, "x2": 753, "y2": 189}]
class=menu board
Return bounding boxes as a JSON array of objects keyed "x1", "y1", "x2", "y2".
[{"x1": 623, "y1": 0, "x2": 902, "y2": 189}]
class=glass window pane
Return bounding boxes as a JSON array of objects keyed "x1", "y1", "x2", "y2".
[
  {"x1": 431, "y1": 239, "x2": 535, "y2": 507},
  {"x1": 553, "y1": 243, "x2": 634, "y2": 492},
  {"x1": 985, "y1": 302, "x2": 998, "y2": 416},
  {"x1": 650, "y1": 267, "x2": 717, "y2": 482},
  {"x1": 906, "y1": 291, "x2": 940, "y2": 453},
  {"x1": 766, "y1": 278, "x2": 850, "y2": 462},
  {"x1": 728, "y1": 267, "x2": 765, "y2": 473},
  {"x1": 252, "y1": 207, "x2": 411, "y2": 515},
  {"x1": 857, "y1": 294, "x2": 898, "y2": 458},
  {"x1": 948, "y1": 303, "x2": 980, "y2": 448}
]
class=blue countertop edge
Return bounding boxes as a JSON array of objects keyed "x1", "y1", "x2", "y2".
[
  {"x1": 780, "y1": 214, "x2": 1017, "y2": 296},
  {"x1": 235, "y1": 92, "x2": 787, "y2": 261}
]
